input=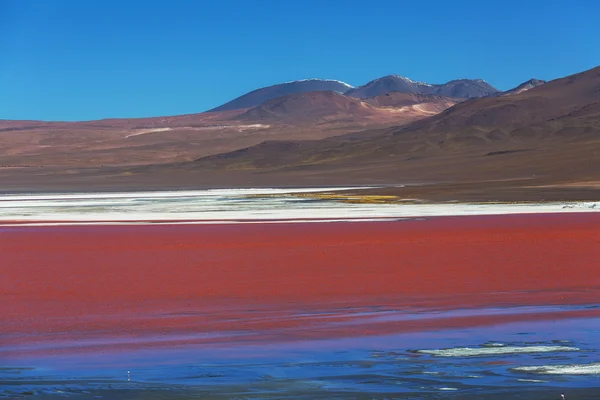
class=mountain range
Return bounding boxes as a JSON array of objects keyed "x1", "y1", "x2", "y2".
[
  {"x1": 344, "y1": 76, "x2": 498, "y2": 99},
  {"x1": 1, "y1": 66, "x2": 599, "y2": 201},
  {"x1": 1, "y1": 73, "x2": 504, "y2": 170},
  {"x1": 186, "y1": 66, "x2": 600, "y2": 200},
  {"x1": 210, "y1": 75, "x2": 501, "y2": 112},
  {"x1": 495, "y1": 78, "x2": 547, "y2": 97}
]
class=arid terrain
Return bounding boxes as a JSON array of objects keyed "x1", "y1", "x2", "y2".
[
  {"x1": 1, "y1": 67, "x2": 599, "y2": 202},
  {"x1": 0, "y1": 89, "x2": 458, "y2": 170}
]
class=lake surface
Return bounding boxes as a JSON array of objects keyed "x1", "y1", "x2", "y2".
[
  {"x1": 1, "y1": 191, "x2": 599, "y2": 399},
  {"x1": 3, "y1": 305, "x2": 600, "y2": 399}
]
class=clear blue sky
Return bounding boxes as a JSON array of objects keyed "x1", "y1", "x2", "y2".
[{"x1": 1, "y1": 0, "x2": 599, "y2": 121}]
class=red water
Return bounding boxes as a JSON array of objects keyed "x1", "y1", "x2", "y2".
[{"x1": 2, "y1": 213, "x2": 600, "y2": 354}]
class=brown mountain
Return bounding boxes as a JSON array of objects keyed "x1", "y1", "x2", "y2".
[
  {"x1": 188, "y1": 65, "x2": 600, "y2": 198},
  {"x1": 208, "y1": 79, "x2": 354, "y2": 111},
  {"x1": 344, "y1": 75, "x2": 499, "y2": 99},
  {"x1": 500, "y1": 78, "x2": 546, "y2": 96},
  {"x1": 208, "y1": 75, "x2": 492, "y2": 112},
  {"x1": 3, "y1": 67, "x2": 599, "y2": 201},
  {"x1": 234, "y1": 91, "x2": 458, "y2": 125},
  {"x1": 0, "y1": 110, "x2": 266, "y2": 168},
  {"x1": 362, "y1": 92, "x2": 454, "y2": 107},
  {"x1": 0, "y1": 90, "x2": 455, "y2": 172}
]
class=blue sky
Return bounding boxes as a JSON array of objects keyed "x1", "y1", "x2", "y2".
[{"x1": 1, "y1": 0, "x2": 599, "y2": 121}]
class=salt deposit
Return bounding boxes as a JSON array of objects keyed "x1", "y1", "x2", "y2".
[{"x1": 0, "y1": 188, "x2": 598, "y2": 226}]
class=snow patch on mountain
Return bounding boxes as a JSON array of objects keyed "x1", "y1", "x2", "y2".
[
  {"x1": 282, "y1": 78, "x2": 354, "y2": 89},
  {"x1": 391, "y1": 75, "x2": 433, "y2": 87}
]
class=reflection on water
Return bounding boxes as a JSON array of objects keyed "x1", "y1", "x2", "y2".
[{"x1": 2, "y1": 304, "x2": 600, "y2": 399}]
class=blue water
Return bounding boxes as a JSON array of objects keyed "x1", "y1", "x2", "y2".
[{"x1": 2, "y1": 305, "x2": 600, "y2": 399}]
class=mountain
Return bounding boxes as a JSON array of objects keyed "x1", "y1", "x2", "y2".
[
  {"x1": 343, "y1": 76, "x2": 434, "y2": 98},
  {"x1": 234, "y1": 91, "x2": 374, "y2": 124},
  {"x1": 209, "y1": 74, "x2": 498, "y2": 112},
  {"x1": 433, "y1": 79, "x2": 499, "y2": 98},
  {"x1": 0, "y1": 91, "x2": 456, "y2": 171},
  {"x1": 208, "y1": 79, "x2": 354, "y2": 112},
  {"x1": 5, "y1": 67, "x2": 598, "y2": 201},
  {"x1": 344, "y1": 75, "x2": 499, "y2": 99},
  {"x1": 362, "y1": 92, "x2": 454, "y2": 108},
  {"x1": 390, "y1": 70, "x2": 597, "y2": 136},
  {"x1": 191, "y1": 65, "x2": 600, "y2": 193},
  {"x1": 233, "y1": 91, "x2": 458, "y2": 125},
  {"x1": 500, "y1": 78, "x2": 547, "y2": 96}
]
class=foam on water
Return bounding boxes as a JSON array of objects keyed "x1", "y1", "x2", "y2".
[
  {"x1": 512, "y1": 363, "x2": 600, "y2": 375},
  {"x1": 416, "y1": 345, "x2": 580, "y2": 357},
  {"x1": 4, "y1": 316, "x2": 600, "y2": 398}
]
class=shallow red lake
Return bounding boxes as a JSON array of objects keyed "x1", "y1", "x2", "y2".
[
  {"x1": 2, "y1": 213, "x2": 600, "y2": 348},
  {"x1": 3, "y1": 212, "x2": 600, "y2": 399}
]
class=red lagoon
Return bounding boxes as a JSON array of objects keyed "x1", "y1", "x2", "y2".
[{"x1": 2, "y1": 213, "x2": 600, "y2": 352}]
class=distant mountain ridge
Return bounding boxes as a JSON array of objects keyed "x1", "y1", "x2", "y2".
[
  {"x1": 4, "y1": 64, "x2": 598, "y2": 198},
  {"x1": 193, "y1": 65, "x2": 600, "y2": 187},
  {"x1": 0, "y1": 69, "x2": 555, "y2": 183},
  {"x1": 499, "y1": 78, "x2": 547, "y2": 96},
  {"x1": 209, "y1": 79, "x2": 354, "y2": 112},
  {"x1": 209, "y1": 75, "x2": 501, "y2": 112},
  {"x1": 344, "y1": 75, "x2": 499, "y2": 99}
]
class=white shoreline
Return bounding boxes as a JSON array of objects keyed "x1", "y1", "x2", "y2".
[
  {"x1": 0, "y1": 188, "x2": 598, "y2": 226},
  {"x1": 0, "y1": 187, "x2": 371, "y2": 202}
]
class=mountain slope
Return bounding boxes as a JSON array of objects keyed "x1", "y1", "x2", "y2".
[
  {"x1": 0, "y1": 91, "x2": 456, "y2": 169},
  {"x1": 343, "y1": 76, "x2": 434, "y2": 98},
  {"x1": 233, "y1": 91, "x2": 458, "y2": 125},
  {"x1": 208, "y1": 79, "x2": 354, "y2": 112},
  {"x1": 393, "y1": 67, "x2": 599, "y2": 136},
  {"x1": 433, "y1": 79, "x2": 499, "y2": 98},
  {"x1": 500, "y1": 78, "x2": 547, "y2": 96},
  {"x1": 3, "y1": 67, "x2": 599, "y2": 199},
  {"x1": 344, "y1": 75, "x2": 499, "y2": 99},
  {"x1": 233, "y1": 91, "x2": 376, "y2": 124},
  {"x1": 211, "y1": 74, "x2": 498, "y2": 112},
  {"x1": 192, "y1": 65, "x2": 600, "y2": 187}
]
